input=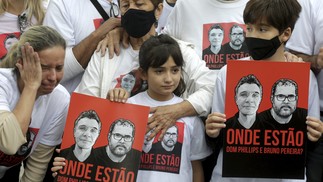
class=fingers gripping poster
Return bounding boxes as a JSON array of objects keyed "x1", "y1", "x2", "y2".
[
  {"x1": 223, "y1": 61, "x2": 310, "y2": 179},
  {"x1": 55, "y1": 93, "x2": 150, "y2": 182}
]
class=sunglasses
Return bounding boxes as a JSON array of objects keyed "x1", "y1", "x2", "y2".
[{"x1": 109, "y1": 1, "x2": 120, "y2": 17}]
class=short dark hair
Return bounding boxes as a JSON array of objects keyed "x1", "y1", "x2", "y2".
[
  {"x1": 235, "y1": 74, "x2": 262, "y2": 97},
  {"x1": 108, "y1": 118, "x2": 135, "y2": 137},
  {"x1": 243, "y1": 0, "x2": 301, "y2": 33},
  {"x1": 74, "y1": 110, "x2": 102, "y2": 132},
  {"x1": 208, "y1": 24, "x2": 224, "y2": 37},
  {"x1": 139, "y1": 34, "x2": 186, "y2": 96},
  {"x1": 271, "y1": 78, "x2": 298, "y2": 97},
  {"x1": 229, "y1": 24, "x2": 244, "y2": 35}
]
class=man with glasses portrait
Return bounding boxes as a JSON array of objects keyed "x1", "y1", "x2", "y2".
[
  {"x1": 221, "y1": 24, "x2": 249, "y2": 62},
  {"x1": 93, "y1": 118, "x2": 141, "y2": 179},
  {"x1": 259, "y1": 78, "x2": 307, "y2": 129},
  {"x1": 150, "y1": 125, "x2": 183, "y2": 156}
]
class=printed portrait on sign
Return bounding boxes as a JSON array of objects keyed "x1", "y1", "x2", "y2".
[
  {"x1": 223, "y1": 61, "x2": 309, "y2": 179},
  {"x1": 202, "y1": 23, "x2": 249, "y2": 70},
  {"x1": 55, "y1": 93, "x2": 149, "y2": 182}
]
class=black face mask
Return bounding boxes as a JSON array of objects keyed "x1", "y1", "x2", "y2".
[
  {"x1": 245, "y1": 36, "x2": 282, "y2": 60},
  {"x1": 121, "y1": 9, "x2": 156, "y2": 38}
]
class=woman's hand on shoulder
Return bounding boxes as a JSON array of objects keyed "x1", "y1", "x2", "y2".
[{"x1": 95, "y1": 26, "x2": 130, "y2": 59}]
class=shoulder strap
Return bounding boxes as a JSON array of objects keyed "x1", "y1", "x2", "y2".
[{"x1": 90, "y1": 0, "x2": 110, "y2": 21}]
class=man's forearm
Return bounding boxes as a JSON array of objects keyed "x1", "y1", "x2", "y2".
[
  {"x1": 289, "y1": 50, "x2": 321, "y2": 74},
  {"x1": 73, "y1": 18, "x2": 121, "y2": 69},
  {"x1": 176, "y1": 100, "x2": 197, "y2": 119},
  {"x1": 72, "y1": 33, "x2": 104, "y2": 68}
]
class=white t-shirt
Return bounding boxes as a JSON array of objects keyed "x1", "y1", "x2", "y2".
[
  {"x1": 0, "y1": 68, "x2": 70, "y2": 177},
  {"x1": 43, "y1": 0, "x2": 119, "y2": 93},
  {"x1": 0, "y1": 11, "x2": 37, "y2": 61},
  {"x1": 286, "y1": 0, "x2": 323, "y2": 119},
  {"x1": 128, "y1": 91, "x2": 212, "y2": 181},
  {"x1": 163, "y1": 0, "x2": 249, "y2": 71}
]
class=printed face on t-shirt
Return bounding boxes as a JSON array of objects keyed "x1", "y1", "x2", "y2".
[
  {"x1": 230, "y1": 26, "x2": 245, "y2": 47},
  {"x1": 121, "y1": 73, "x2": 136, "y2": 93},
  {"x1": 4, "y1": 37, "x2": 18, "y2": 52},
  {"x1": 162, "y1": 126, "x2": 178, "y2": 149},
  {"x1": 208, "y1": 28, "x2": 224, "y2": 47}
]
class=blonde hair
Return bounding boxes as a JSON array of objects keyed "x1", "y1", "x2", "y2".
[
  {"x1": 0, "y1": 0, "x2": 45, "y2": 24},
  {"x1": 0, "y1": 25, "x2": 66, "y2": 69}
]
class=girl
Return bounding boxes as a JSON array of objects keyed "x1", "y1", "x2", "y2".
[{"x1": 53, "y1": 34, "x2": 211, "y2": 182}]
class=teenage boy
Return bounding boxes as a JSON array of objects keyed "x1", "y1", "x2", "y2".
[{"x1": 205, "y1": 0, "x2": 323, "y2": 181}]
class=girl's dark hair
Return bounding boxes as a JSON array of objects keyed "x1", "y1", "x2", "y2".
[
  {"x1": 139, "y1": 34, "x2": 186, "y2": 96},
  {"x1": 243, "y1": 0, "x2": 301, "y2": 33}
]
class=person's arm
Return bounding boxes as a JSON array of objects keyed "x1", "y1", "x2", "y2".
[
  {"x1": 0, "y1": 43, "x2": 41, "y2": 154},
  {"x1": 43, "y1": 0, "x2": 121, "y2": 83},
  {"x1": 191, "y1": 160, "x2": 204, "y2": 182},
  {"x1": 289, "y1": 49, "x2": 323, "y2": 74},
  {"x1": 72, "y1": 18, "x2": 120, "y2": 69},
  {"x1": 147, "y1": 40, "x2": 216, "y2": 140},
  {"x1": 147, "y1": 101, "x2": 195, "y2": 140},
  {"x1": 13, "y1": 44, "x2": 42, "y2": 135},
  {"x1": 0, "y1": 111, "x2": 26, "y2": 154},
  {"x1": 20, "y1": 144, "x2": 56, "y2": 182},
  {"x1": 74, "y1": 51, "x2": 106, "y2": 97}
]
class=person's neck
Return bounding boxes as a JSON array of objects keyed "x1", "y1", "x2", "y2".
[
  {"x1": 129, "y1": 28, "x2": 156, "y2": 50},
  {"x1": 270, "y1": 108, "x2": 292, "y2": 124},
  {"x1": 262, "y1": 45, "x2": 286, "y2": 62},
  {"x1": 106, "y1": 146, "x2": 126, "y2": 162},
  {"x1": 210, "y1": 45, "x2": 221, "y2": 54},
  {"x1": 229, "y1": 42, "x2": 242, "y2": 50},
  {"x1": 7, "y1": 0, "x2": 26, "y2": 15},
  {"x1": 147, "y1": 90, "x2": 174, "y2": 101},
  {"x1": 161, "y1": 142, "x2": 174, "y2": 152},
  {"x1": 73, "y1": 146, "x2": 92, "y2": 162},
  {"x1": 238, "y1": 113, "x2": 256, "y2": 129}
]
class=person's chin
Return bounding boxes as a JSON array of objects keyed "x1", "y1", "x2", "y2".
[{"x1": 40, "y1": 85, "x2": 56, "y2": 94}]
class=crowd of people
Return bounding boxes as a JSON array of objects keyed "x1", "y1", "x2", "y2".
[{"x1": 0, "y1": 0, "x2": 323, "y2": 181}]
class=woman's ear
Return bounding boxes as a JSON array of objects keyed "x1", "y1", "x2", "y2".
[
  {"x1": 139, "y1": 68, "x2": 147, "y2": 81},
  {"x1": 280, "y1": 27, "x2": 291, "y2": 43},
  {"x1": 154, "y1": 3, "x2": 163, "y2": 20}
]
